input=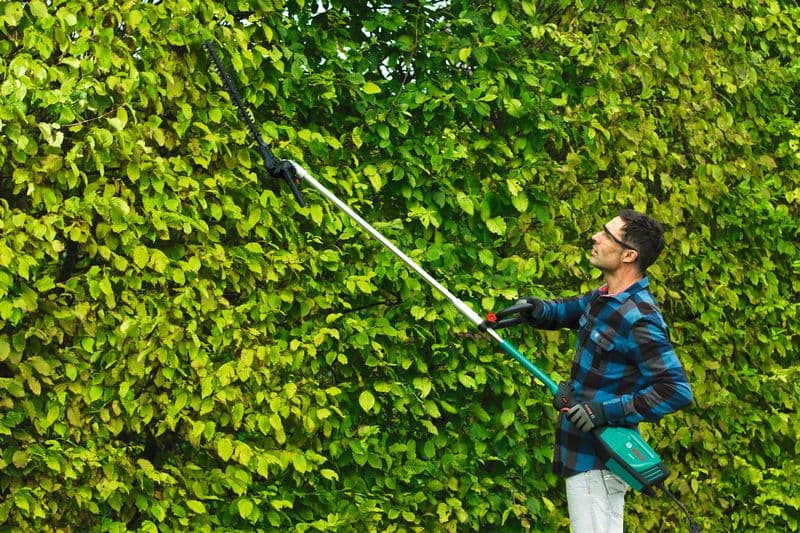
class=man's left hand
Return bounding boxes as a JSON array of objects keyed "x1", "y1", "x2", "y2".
[
  {"x1": 552, "y1": 381, "x2": 577, "y2": 411},
  {"x1": 566, "y1": 402, "x2": 608, "y2": 432}
]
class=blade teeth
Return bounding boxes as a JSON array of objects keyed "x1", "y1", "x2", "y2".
[{"x1": 203, "y1": 40, "x2": 264, "y2": 144}]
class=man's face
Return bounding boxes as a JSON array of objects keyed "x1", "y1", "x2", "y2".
[{"x1": 589, "y1": 216, "x2": 638, "y2": 272}]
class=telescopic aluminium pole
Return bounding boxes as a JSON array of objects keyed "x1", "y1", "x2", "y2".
[{"x1": 290, "y1": 161, "x2": 559, "y2": 395}]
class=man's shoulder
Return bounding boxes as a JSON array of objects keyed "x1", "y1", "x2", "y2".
[{"x1": 616, "y1": 288, "x2": 664, "y2": 324}]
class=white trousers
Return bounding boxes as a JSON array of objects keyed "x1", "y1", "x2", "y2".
[{"x1": 565, "y1": 469, "x2": 628, "y2": 533}]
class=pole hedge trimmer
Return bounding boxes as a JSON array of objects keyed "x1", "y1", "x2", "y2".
[{"x1": 203, "y1": 40, "x2": 699, "y2": 532}]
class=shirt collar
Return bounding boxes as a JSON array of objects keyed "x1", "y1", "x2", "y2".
[{"x1": 599, "y1": 276, "x2": 649, "y2": 302}]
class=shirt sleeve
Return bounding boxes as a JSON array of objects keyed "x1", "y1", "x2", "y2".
[
  {"x1": 536, "y1": 291, "x2": 598, "y2": 330},
  {"x1": 603, "y1": 317, "x2": 693, "y2": 425}
]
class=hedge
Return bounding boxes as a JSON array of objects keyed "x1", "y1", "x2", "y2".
[{"x1": 1, "y1": 0, "x2": 798, "y2": 531}]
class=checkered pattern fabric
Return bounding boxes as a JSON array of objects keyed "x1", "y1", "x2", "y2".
[{"x1": 533, "y1": 277, "x2": 693, "y2": 477}]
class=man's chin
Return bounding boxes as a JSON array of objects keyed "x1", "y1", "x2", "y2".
[{"x1": 589, "y1": 258, "x2": 611, "y2": 273}]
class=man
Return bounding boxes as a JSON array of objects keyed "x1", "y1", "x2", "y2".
[{"x1": 487, "y1": 210, "x2": 693, "y2": 532}]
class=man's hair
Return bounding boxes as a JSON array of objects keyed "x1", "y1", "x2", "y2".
[{"x1": 618, "y1": 209, "x2": 665, "y2": 272}]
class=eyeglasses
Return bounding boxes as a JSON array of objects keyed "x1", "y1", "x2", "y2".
[{"x1": 603, "y1": 224, "x2": 637, "y2": 251}]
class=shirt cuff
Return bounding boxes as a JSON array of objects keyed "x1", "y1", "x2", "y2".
[{"x1": 602, "y1": 396, "x2": 637, "y2": 424}]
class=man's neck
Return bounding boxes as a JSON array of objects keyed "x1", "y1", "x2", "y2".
[{"x1": 603, "y1": 268, "x2": 644, "y2": 295}]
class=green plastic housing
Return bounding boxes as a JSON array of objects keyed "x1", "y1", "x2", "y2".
[{"x1": 596, "y1": 426, "x2": 669, "y2": 495}]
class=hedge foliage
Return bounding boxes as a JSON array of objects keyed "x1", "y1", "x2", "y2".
[{"x1": 1, "y1": 0, "x2": 798, "y2": 531}]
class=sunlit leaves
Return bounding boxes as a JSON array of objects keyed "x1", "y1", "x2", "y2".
[{"x1": 1, "y1": 0, "x2": 798, "y2": 531}]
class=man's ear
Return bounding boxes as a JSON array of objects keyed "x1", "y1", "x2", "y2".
[{"x1": 622, "y1": 249, "x2": 639, "y2": 265}]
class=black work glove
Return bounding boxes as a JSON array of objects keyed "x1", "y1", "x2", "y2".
[
  {"x1": 552, "y1": 381, "x2": 577, "y2": 411},
  {"x1": 514, "y1": 297, "x2": 545, "y2": 323},
  {"x1": 478, "y1": 297, "x2": 545, "y2": 331},
  {"x1": 566, "y1": 401, "x2": 608, "y2": 432}
]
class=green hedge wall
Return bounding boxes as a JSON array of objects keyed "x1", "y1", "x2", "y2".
[{"x1": 1, "y1": 0, "x2": 798, "y2": 531}]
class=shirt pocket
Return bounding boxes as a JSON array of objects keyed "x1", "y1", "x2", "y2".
[{"x1": 589, "y1": 329, "x2": 616, "y2": 371}]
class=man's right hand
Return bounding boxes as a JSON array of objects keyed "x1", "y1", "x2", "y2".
[
  {"x1": 478, "y1": 297, "x2": 545, "y2": 330},
  {"x1": 497, "y1": 297, "x2": 544, "y2": 324},
  {"x1": 516, "y1": 297, "x2": 544, "y2": 323}
]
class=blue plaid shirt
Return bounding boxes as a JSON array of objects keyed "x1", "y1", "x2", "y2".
[{"x1": 534, "y1": 277, "x2": 693, "y2": 477}]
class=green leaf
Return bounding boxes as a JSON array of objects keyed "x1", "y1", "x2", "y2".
[
  {"x1": 27, "y1": 356, "x2": 51, "y2": 376},
  {"x1": 107, "y1": 107, "x2": 128, "y2": 131},
  {"x1": 485, "y1": 217, "x2": 507, "y2": 235},
  {"x1": 362, "y1": 82, "x2": 381, "y2": 95},
  {"x1": 2, "y1": 379, "x2": 25, "y2": 398},
  {"x1": 511, "y1": 193, "x2": 529, "y2": 213},
  {"x1": 186, "y1": 500, "x2": 206, "y2": 514},
  {"x1": 473, "y1": 47, "x2": 489, "y2": 66},
  {"x1": 217, "y1": 439, "x2": 233, "y2": 461},
  {"x1": 456, "y1": 192, "x2": 474, "y2": 215},
  {"x1": 364, "y1": 164, "x2": 382, "y2": 191},
  {"x1": 12, "y1": 450, "x2": 29, "y2": 468},
  {"x1": 423, "y1": 400, "x2": 440, "y2": 418},
  {"x1": 148, "y1": 250, "x2": 169, "y2": 273},
  {"x1": 506, "y1": 98, "x2": 524, "y2": 117},
  {"x1": 150, "y1": 502, "x2": 166, "y2": 522},
  {"x1": 376, "y1": 124, "x2": 390, "y2": 140},
  {"x1": 34, "y1": 276, "x2": 55, "y2": 292},
  {"x1": 457, "y1": 373, "x2": 477, "y2": 389},
  {"x1": 55, "y1": 6, "x2": 76, "y2": 26},
  {"x1": 491, "y1": 9, "x2": 508, "y2": 25},
  {"x1": 292, "y1": 453, "x2": 308, "y2": 473},
  {"x1": 320, "y1": 468, "x2": 339, "y2": 481},
  {"x1": 238, "y1": 499, "x2": 254, "y2": 519},
  {"x1": 359, "y1": 390, "x2": 375, "y2": 412},
  {"x1": 478, "y1": 249, "x2": 494, "y2": 267},
  {"x1": 0, "y1": 337, "x2": 10, "y2": 362},
  {"x1": 413, "y1": 377, "x2": 432, "y2": 398},
  {"x1": 309, "y1": 204, "x2": 323, "y2": 225},
  {"x1": 126, "y1": 9, "x2": 143, "y2": 28}
]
